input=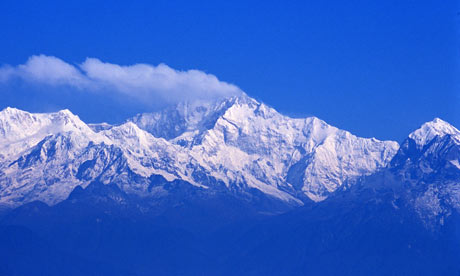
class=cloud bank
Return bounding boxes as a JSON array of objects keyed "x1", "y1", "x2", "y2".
[{"x1": 0, "y1": 55, "x2": 243, "y2": 103}]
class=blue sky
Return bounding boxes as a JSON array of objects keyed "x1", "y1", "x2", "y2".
[{"x1": 0, "y1": 0, "x2": 458, "y2": 141}]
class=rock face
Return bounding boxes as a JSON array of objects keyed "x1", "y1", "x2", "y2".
[{"x1": 0, "y1": 94, "x2": 399, "y2": 207}]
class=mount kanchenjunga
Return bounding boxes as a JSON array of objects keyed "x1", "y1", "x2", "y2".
[
  {"x1": 128, "y1": 95, "x2": 398, "y2": 201},
  {"x1": 0, "y1": 95, "x2": 399, "y2": 207}
]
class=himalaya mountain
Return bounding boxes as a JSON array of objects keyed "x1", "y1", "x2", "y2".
[
  {"x1": 1, "y1": 94, "x2": 460, "y2": 275},
  {"x1": 0, "y1": 94, "x2": 398, "y2": 209}
]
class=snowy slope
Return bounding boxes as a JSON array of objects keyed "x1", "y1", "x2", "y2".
[{"x1": 0, "y1": 95, "x2": 400, "y2": 207}]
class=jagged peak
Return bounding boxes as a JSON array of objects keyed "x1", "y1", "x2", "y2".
[
  {"x1": 0, "y1": 107, "x2": 83, "y2": 126},
  {"x1": 0, "y1": 107, "x2": 76, "y2": 118},
  {"x1": 221, "y1": 97, "x2": 279, "y2": 121},
  {"x1": 0, "y1": 107, "x2": 106, "y2": 148},
  {"x1": 409, "y1": 118, "x2": 459, "y2": 146},
  {"x1": 51, "y1": 109, "x2": 81, "y2": 122},
  {"x1": 109, "y1": 121, "x2": 144, "y2": 134},
  {"x1": 168, "y1": 93, "x2": 259, "y2": 115},
  {"x1": 1, "y1": 106, "x2": 23, "y2": 113},
  {"x1": 228, "y1": 92, "x2": 259, "y2": 105},
  {"x1": 106, "y1": 121, "x2": 159, "y2": 142},
  {"x1": 0, "y1": 107, "x2": 33, "y2": 118},
  {"x1": 56, "y1": 109, "x2": 74, "y2": 116},
  {"x1": 305, "y1": 116, "x2": 330, "y2": 128}
]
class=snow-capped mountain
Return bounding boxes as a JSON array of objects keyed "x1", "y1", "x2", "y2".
[
  {"x1": 391, "y1": 118, "x2": 460, "y2": 176},
  {"x1": 0, "y1": 94, "x2": 399, "y2": 207},
  {"x1": 129, "y1": 94, "x2": 399, "y2": 201},
  {"x1": 332, "y1": 117, "x2": 460, "y2": 226},
  {"x1": 388, "y1": 118, "x2": 460, "y2": 225}
]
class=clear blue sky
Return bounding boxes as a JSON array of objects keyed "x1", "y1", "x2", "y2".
[{"x1": 0, "y1": 0, "x2": 458, "y2": 141}]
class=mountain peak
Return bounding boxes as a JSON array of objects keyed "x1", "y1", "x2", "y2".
[
  {"x1": 56, "y1": 109, "x2": 74, "y2": 116},
  {"x1": 128, "y1": 94, "x2": 257, "y2": 140},
  {"x1": 0, "y1": 107, "x2": 32, "y2": 119},
  {"x1": 409, "y1": 118, "x2": 459, "y2": 146},
  {"x1": 230, "y1": 92, "x2": 259, "y2": 105},
  {"x1": 1, "y1": 106, "x2": 22, "y2": 113}
]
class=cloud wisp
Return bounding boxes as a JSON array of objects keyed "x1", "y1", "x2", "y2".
[{"x1": 0, "y1": 55, "x2": 243, "y2": 103}]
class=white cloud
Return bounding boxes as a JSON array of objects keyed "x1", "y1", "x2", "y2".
[{"x1": 0, "y1": 55, "x2": 243, "y2": 103}]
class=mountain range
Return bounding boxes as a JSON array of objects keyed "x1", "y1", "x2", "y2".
[
  {"x1": 0, "y1": 94, "x2": 400, "y2": 208},
  {"x1": 0, "y1": 94, "x2": 459, "y2": 275}
]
